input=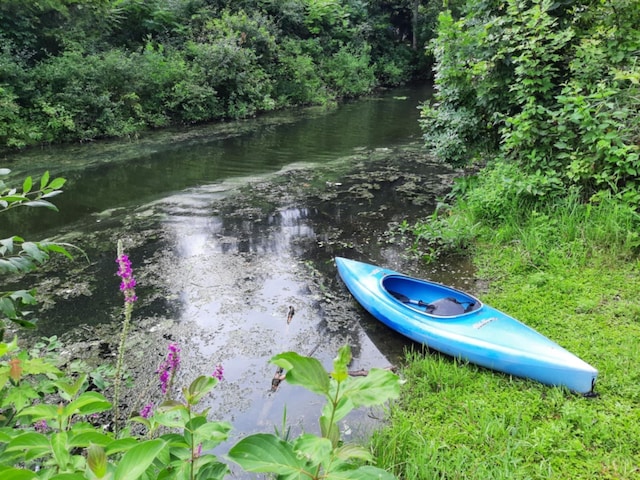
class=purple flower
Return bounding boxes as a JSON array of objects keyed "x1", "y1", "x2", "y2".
[
  {"x1": 34, "y1": 420, "x2": 48, "y2": 433},
  {"x1": 212, "y1": 364, "x2": 224, "y2": 381},
  {"x1": 140, "y1": 403, "x2": 154, "y2": 419},
  {"x1": 157, "y1": 343, "x2": 181, "y2": 395},
  {"x1": 116, "y1": 253, "x2": 137, "y2": 303}
]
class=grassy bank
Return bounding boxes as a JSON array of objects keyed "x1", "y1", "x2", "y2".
[{"x1": 372, "y1": 193, "x2": 640, "y2": 479}]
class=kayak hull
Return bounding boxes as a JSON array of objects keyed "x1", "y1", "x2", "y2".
[{"x1": 335, "y1": 257, "x2": 597, "y2": 394}]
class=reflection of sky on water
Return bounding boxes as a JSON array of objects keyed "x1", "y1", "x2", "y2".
[{"x1": 153, "y1": 188, "x2": 394, "y2": 458}]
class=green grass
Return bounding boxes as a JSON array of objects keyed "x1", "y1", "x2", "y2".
[{"x1": 373, "y1": 192, "x2": 640, "y2": 479}]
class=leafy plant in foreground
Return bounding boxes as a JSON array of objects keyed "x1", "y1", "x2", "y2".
[
  {"x1": 0, "y1": 168, "x2": 74, "y2": 338},
  {"x1": 229, "y1": 346, "x2": 401, "y2": 479}
]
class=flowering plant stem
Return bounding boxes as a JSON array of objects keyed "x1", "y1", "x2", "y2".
[{"x1": 114, "y1": 240, "x2": 137, "y2": 435}]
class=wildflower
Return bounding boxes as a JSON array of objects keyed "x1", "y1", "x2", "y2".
[
  {"x1": 194, "y1": 443, "x2": 203, "y2": 459},
  {"x1": 212, "y1": 363, "x2": 224, "y2": 381},
  {"x1": 140, "y1": 403, "x2": 154, "y2": 419},
  {"x1": 116, "y1": 253, "x2": 137, "y2": 303},
  {"x1": 34, "y1": 420, "x2": 48, "y2": 433},
  {"x1": 157, "y1": 343, "x2": 181, "y2": 395}
]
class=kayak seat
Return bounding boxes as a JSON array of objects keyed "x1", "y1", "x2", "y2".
[
  {"x1": 388, "y1": 290, "x2": 476, "y2": 316},
  {"x1": 429, "y1": 297, "x2": 468, "y2": 316}
]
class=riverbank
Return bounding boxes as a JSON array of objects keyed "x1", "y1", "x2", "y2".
[{"x1": 371, "y1": 198, "x2": 640, "y2": 478}]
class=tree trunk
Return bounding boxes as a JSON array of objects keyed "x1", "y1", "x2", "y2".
[{"x1": 412, "y1": 0, "x2": 420, "y2": 50}]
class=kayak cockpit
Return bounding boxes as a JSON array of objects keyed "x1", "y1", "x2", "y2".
[{"x1": 382, "y1": 275, "x2": 482, "y2": 317}]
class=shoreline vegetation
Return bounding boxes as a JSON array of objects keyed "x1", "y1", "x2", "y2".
[
  {"x1": 0, "y1": 1, "x2": 433, "y2": 153},
  {"x1": 2, "y1": 0, "x2": 640, "y2": 478}
]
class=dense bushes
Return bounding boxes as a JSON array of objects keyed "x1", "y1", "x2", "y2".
[
  {"x1": 420, "y1": 0, "x2": 640, "y2": 205},
  {"x1": 0, "y1": 0, "x2": 428, "y2": 151}
]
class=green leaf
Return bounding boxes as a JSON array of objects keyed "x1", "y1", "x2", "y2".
[
  {"x1": 114, "y1": 439, "x2": 165, "y2": 480},
  {"x1": 22, "y1": 177, "x2": 32, "y2": 194},
  {"x1": 69, "y1": 431, "x2": 113, "y2": 447},
  {"x1": 0, "y1": 336, "x2": 19, "y2": 357},
  {"x1": 47, "y1": 177, "x2": 66, "y2": 190},
  {"x1": 104, "y1": 437, "x2": 138, "y2": 455},
  {"x1": 64, "y1": 391, "x2": 112, "y2": 417},
  {"x1": 342, "y1": 369, "x2": 401, "y2": 407},
  {"x1": 333, "y1": 443, "x2": 374, "y2": 463},
  {"x1": 185, "y1": 375, "x2": 218, "y2": 405},
  {"x1": 191, "y1": 419, "x2": 231, "y2": 446},
  {"x1": 21, "y1": 242, "x2": 49, "y2": 263},
  {"x1": 22, "y1": 356, "x2": 62, "y2": 376},
  {"x1": 40, "y1": 171, "x2": 50, "y2": 190},
  {"x1": 3, "y1": 432, "x2": 50, "y2": 456},
  {"x1": 331, "y1": 345, "x2": 352, "y2": 383},
  {"x1": 42, "y1": 190, "x2": 63, "y2": 199},
  {"x1": 271, "y1": 352, "x2": 330, "y2": 397},
  {"x1": 87, "y1": 444, "x2": 108, "y2": 478},
  {"x1": 3, "y1": 383, "x2": 40, "y2": 411},
  {"x1": 292, "y1": 434, "x2": 332, "y2": 466},
  {"x1": 0, "y1": 466, "x2": 37, "y2": 480},
  {"x1": 228, "y1": 433, "x2": 308, "y2": 477},
  {"x1": 51, "y1": 431, "x2": 71, "y2": 469},
  {"x1": 55, "y1": 374, "x2": 88, "y2": 400},
  {"x1": 17, "y1": 404, "x2": 59, "y2": 421}
]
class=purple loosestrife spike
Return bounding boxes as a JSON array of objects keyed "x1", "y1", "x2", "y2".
[
  {"x1": 157, "y1": 343, "x2": 181, "y2": 395},
  {"x1": 116, "y1": 253, "x2": 137, "y2": 303},
  {"x1": 212, "y1": 364, "x2": 224, "y2": 381},
  {"x1": 140, "y1": 403, "x2": 154, "y2": 419}
]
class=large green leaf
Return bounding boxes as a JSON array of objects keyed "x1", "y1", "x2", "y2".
[
  {"x1": 0, "y1": 466, "x2": 37, "y2": 480},
  {"x1": 51, "y1": 431, "x2": 71, "y2": 470},
  {"x1": 2, "y1": 432, "x2": 50, "y2": 459},
  {"x1": 104, "y1": 437, "x2": 138, "y2": 455},
  {"x1": 292, "y1": 434, "x2": 332, "y2": 467},
  {"x1": 69, "y1": 431, "x2": 112, "y2": 447},
  {"x1": 228, "y1": 433, "x2": 308, "y2": 478},
  {"x1": 342, "y1": 369, "x2": 401, "y2": 407},
  {"x1": 17, "y1": 404, "x2": 59, "y2": 420},
  {"x1": 113, "y1": 439, "x2": 165, "y2": 480},
  {"x1": 63, "y1": 391, "x2": 111, "y2": 417},
  {"x1": 271, "y1": 351, "x2": 330, "y2": 397}
]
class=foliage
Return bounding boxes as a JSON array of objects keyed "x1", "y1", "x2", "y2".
[
  {"x1": 421, "y1": 0, "x2": 640, "y2": 202},
  {"x1": 0, "y1": 0, "x2": 437, "y2": 151},
  {"x1": 0, "y1": 170, "x2": 73, "y2": 338},
  {"x1": 229, "y1": 345, "x2": 400, "y2": 479},
  {"x1": 321, "y1": 44, "x2": 377, "y2": 98},
  {"x1": 407, "y1": 165, "x2": 640, "y2": 264},
  {"x1": 0, "y1": 338, "x2": 400, "y2": 479}
]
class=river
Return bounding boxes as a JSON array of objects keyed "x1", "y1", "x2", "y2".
[{"x1": 2, "y1": 84, "x2": 479, "y2": 469}]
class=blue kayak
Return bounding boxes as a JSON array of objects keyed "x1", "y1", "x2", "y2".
[{"x1": 335, "y1": 257, "x2": 597, "y2": 394}]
